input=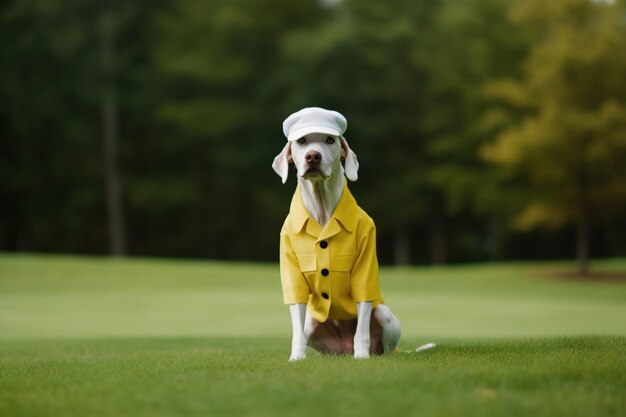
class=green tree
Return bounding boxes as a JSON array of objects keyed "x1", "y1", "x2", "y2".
[
  {"x1": 0, "y1": 0, "x2": 105, "y2": 252},
  {"x1": 420, "y1": 0, "x2": 532, "y2": 262},
  {"x1": 0, "y1": 0, "x2": 171, "y2": 254},
  {"x1": 483, "y1": 0, "x2": 626, "y2": 274}
]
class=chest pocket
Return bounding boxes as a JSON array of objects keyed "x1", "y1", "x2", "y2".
[
  {"x1": 330, "y1": 253, "x2": 357, "y2": 272},
  {"x1": 296, "y1": 254, "x2": 317, "y2": 272}
]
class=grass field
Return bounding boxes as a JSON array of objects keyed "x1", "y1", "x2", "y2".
[{"x1": 1, "y1": 254, "x2": 625, "y2": 417}]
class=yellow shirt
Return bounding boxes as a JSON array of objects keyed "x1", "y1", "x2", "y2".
[{"x1": 279, "y1": 181, "x2": 383, "y2": 322}]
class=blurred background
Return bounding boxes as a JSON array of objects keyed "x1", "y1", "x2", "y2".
[{"x1": 2, "y1": 0, "x2": 626, "y2": 273}]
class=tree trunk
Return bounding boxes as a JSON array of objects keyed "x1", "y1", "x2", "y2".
[
  {"x1": 486, "y1": 217, "x2": 504, "y2": 260},
  {"x1": 430, "y1": 213, "x2": 446, "y2": 265},
  {"x1": 393, "y1": 226, "x2": 411, "y2": 266},
  {"x1": 101, "y1": 3, "x2": 126, "y2": 256},
  {"x1": 576, "y1": 209, "x2": 590, "y2": 277},
  {"x1": 575, "y1": 170, "x2": 590, "y2": 277}
]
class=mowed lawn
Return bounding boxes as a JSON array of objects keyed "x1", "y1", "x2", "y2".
[{"x1": 1, "y1": 254, "x2": 625, "y2": 417}]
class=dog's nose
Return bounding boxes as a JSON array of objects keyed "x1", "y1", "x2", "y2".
[{"x1": 305, "y1": 151, "x2": 322, "y2": 165}]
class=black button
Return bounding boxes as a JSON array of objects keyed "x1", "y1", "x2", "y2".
[
  {"x1": 321, "y1": 268, "x2": 329, "y2": 276},
  {"x1": 320, "y1": 240, "x2": 328, "y2": 249},
  {"x1": 321, "y1": 292, "x2": 329, "y2": 299}
]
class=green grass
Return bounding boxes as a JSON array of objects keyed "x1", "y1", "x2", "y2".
[{"x1": 1, "y1": 254, "x2": 625, "y2": 417}]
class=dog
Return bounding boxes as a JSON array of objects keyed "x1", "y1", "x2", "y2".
[{"x1": 272, "y1": 107, "x2": 401, "y2": 360}]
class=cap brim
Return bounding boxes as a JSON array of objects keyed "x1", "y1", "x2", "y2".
[{"x1": 287, "y1": 126, "x2": 341, "y2": 142}]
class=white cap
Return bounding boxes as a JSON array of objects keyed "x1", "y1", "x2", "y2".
[{"x1": 282, "y1": 107, "x2": 347, "y2": 142}]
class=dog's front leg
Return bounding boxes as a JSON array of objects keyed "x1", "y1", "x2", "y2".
[
  {"x1": 289, "y1": 303, "x2": 308, "y2": 361},
  {"x1": 354, "y1": 301, "x2": 372, "y2": 359}
]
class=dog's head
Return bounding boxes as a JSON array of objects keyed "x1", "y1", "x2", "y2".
[{"x1": 272, "y1": 134, "x2": 359, "y2": 184}]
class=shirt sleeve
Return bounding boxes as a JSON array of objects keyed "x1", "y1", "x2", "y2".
[
  {"x1": 350, "y1": 218, "x2": 382, "y2": 303},
  {"x1": 280, "y1": 226, "x2": 311, "y2": 304}
]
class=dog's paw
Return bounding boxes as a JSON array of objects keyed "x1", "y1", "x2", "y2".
[
  {"x1": 354, "y1": 352, "x2": 370, "y2": 359},
  {"x1": 289, "y1": 339, "x2": 307, "y2": 361},
  {"x1": 354, "y1": 332, "x2": 370, "y2": 358},
  {"x1": 354, "y1": 336, "x2": 370, "y2": 359},
  {"x1": 288, "y1": 352, "x2": 306, "y2": 361}
]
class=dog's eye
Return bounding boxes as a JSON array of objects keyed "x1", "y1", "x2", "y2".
[
  {"x1": 326, "y1": 137, "x2": 335, "y2": 144},
  {"x1": 297, "y1": 137, "x2": 306, "y2": 144}
]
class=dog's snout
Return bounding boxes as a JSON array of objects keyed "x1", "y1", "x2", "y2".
[{"x1": 305, "y1": 151, "x2": 322, "y2": 165}]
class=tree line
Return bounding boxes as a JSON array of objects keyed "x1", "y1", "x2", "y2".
[{"x1": 2, "y1": 0, "x2": 625, "y2": 273}]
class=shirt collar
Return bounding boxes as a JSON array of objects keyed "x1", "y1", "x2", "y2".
[{"x1": 289, "y1": 179, "x2": 358, "y2": 237}]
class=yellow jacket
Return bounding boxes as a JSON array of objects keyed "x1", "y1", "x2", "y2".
[{"x1": 279, "y1": 182, "x2": 383, "y2": 322}]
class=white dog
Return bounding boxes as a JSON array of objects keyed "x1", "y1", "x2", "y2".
[{"x1": 272, "y1": 107, "x2": 401, "y2": 360}]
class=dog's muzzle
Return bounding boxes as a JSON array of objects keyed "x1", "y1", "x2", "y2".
[{"x1": 302, "y1": 151, "x2": 327, "y2": 179}]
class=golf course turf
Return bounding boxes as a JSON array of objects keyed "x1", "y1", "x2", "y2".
[{"x1": 1, "y1": 254, "x2": 625, "y2": 417}]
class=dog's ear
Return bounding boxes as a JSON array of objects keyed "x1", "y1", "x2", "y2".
[
  {"x1": 272, "y1": 142, "x2": 293, "y2": 184},
  {"x1": 340, "y1": 136, "x2": 359, "y2": 182}
]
